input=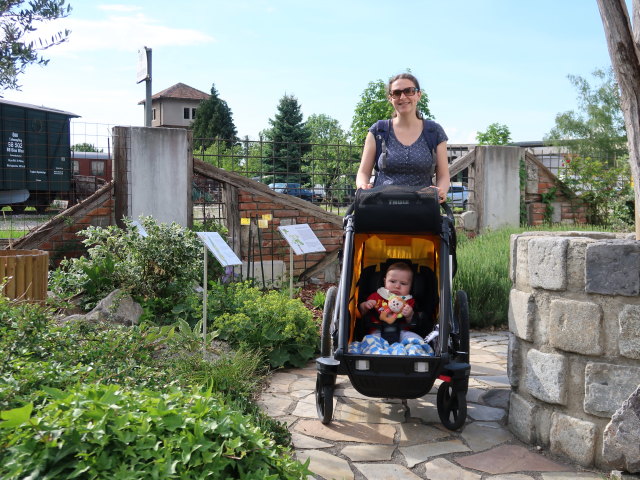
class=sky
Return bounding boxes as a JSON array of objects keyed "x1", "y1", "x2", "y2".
[{"x1": 3, "y1": 0, "x2": 620, "y2": 149}]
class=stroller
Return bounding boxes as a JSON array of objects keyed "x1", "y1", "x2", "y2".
[{"x1": 315, "y1": 185, "x2": 470, "y2": 430}]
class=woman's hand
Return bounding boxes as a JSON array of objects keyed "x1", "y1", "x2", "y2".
[{"x1": 357, "y1": 182, "x2": 374, "y2": 190}]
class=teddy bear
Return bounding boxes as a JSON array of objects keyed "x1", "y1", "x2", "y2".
[{"x1": 379, "y1": 294, "x2": 408, "y2": 324}]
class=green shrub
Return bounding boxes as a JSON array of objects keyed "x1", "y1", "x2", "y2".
[
  {"x1": 0, "y1": 385, "x2": 309, "y2": 479},
  {"x1": 453, "y1": 224, "x2": 616, "y2": 328},
  {"x1": 210, "y1": 283, "x2": 318, "y2": 368},
  {"x1": 49, "y1": 216, "x2": 203, "y2": 311}
]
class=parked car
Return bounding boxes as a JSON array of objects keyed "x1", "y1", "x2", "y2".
[
  {"x1": 447, "y1": 184, "x2": 469, "y2": 209},
  {"x1": 268, "y1": 182, "x2": 317, "y2": 202}
]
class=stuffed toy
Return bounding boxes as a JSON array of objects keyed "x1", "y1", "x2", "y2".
[{"x1": 376, "y1": 287, "x2": 412, "y2": 324}]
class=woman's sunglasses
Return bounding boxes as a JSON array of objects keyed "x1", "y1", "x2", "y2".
[{"x1": 389, "y1": 87, "x2": 419, "y2": 99}]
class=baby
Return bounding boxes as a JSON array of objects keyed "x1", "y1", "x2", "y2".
[{"x1": 358, "y1": 262, "x2": 422, "y2": 342}]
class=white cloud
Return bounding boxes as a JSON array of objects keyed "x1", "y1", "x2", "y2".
[
  {"x1": 97, "y1": 4, "x2": 142, "y2": 13},
  {"x1": 30, "y1": 12, "x2": 215, "y2": 56}
]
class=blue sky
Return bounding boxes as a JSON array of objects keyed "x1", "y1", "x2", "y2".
[{"x1": 5, "y1": 1, "x2": 617, "y2": 147}]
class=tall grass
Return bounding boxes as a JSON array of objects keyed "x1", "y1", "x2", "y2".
[{"x1": 453, "y1": 224, "x2": 618, "y2": 329}]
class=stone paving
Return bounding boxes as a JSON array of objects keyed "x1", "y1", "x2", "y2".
[{"x1": 258, "y1": 331, "x2": 640, "y2": 480}]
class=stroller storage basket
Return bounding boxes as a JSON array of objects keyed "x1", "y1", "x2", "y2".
[{"x1": 354, "y1": 185, "x2": 441, "y2": 234}]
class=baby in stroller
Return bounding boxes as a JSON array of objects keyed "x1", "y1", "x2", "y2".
[
  {"x1": 351, "y1": 260, "x2": 435, "y2": 356},
  {"x1": 358, "y1": 261, "x2": 421, "y2": 343}
]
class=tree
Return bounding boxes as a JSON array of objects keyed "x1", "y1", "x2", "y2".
[
  {"x1": 1, "y1": 0, "x2": 71, "y2": 92},
  {"x1": 303, "y1": 114, "x2": 359, "y2": 203},
  {"x1": 71, "y1": 143, "x2": 102, "y2": 152},
  {"x1": 597, "y1": 0, "x2": 640, "y2": 238},
  {"x1": 191, "y1": 84, "x2": 237, "y2": 150},
  {"x1": 544, "y1": 68, "x2": 627, "y2": 162},
  {"x1": 350, "y1": 77, "x2": 432, "y2": 145},
  {"x1": 476, "y1": 123, "x2": 512, "y2": 145},
  {"x1": 262, "y1": 94, "x2": 311, "y2": 184}
]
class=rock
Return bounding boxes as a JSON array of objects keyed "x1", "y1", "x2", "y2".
[
  {"x1": 85, "y1": 289, "x2": 143, "y2": 326},
  {"x1": 602, "y1": 385, "x2": 640, "y2": 473}
]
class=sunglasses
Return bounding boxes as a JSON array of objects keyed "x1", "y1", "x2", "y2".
[{"x1": 389, "y1": 87, "x2": 419, "y2": 99}]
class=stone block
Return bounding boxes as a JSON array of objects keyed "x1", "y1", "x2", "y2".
[
  {"x1": 509, "y1": 234, "x2": 521, "y2": 284},
  {"x1": 619, "y1": 304, "x2": 640, "y2": 360},
  {"x1": 509, "y1": 289, "x2": 535, "y2": 341},
  {"x1": 508, "y1": 392, "x2": 536, "y2": 444},
  {"x1": 585, "y1": 241, "x2": 640, "y2": 296},
  {"x1": 525, "y1": 349, "x2": 567, "y2": 405},
  {"x1": 550, "y1": 412, "x2": 597, "y2": 467},
  {"x1": 584, "y1": 362, "x2": 640, "y2": 418},
  {"x1": 528, "y1": 237, "x2": 568, "y2": 291},
  {"x1": 549, "y1": 299, "x2": 603, "y2": 355},
  {"x1": 507, "y1": 333, "x2": 520, "y2": 387},
  {"x1": 602, "y1": 385, "x2": 640, "y2": 473}
]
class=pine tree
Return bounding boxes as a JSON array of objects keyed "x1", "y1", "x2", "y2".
[
  {"x1": 263, "y1": 95, "x2": 311, "y2": 184},
  {"x1": 192, "y1": 84, "x2": 237, "y2": 149}
]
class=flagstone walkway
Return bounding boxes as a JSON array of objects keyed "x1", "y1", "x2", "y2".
[{"x1": 258, "y1": 331, "x2": 639, "y2": 480}]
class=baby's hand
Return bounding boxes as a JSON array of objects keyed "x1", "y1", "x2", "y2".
[
  {"x1": 401, "y1": 303, "x2": 414, "y2": 320},
  {"x1": 359, "y1": 299, "x2": 377, "y2": 314}
]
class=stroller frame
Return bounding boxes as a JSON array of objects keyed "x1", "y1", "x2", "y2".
[{"x1": 316, "y1": 186, "x2": 471, "y2": 430}]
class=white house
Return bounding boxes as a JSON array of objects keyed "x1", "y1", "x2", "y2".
[{"x1": 138, "y1": 83, "x2": 210, "y2": 128}]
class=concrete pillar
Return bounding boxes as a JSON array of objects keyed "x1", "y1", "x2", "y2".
[
  {"x1": 473, "y1": 146, "x2": 522, "y2": 231},
  {"x1": 113, "y1": 126, "x2": 191, "y2": 227}
]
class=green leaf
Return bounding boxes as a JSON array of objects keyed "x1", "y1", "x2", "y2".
[{"x1": 0, "y1": 402, "x2": 33, "y2": 428}]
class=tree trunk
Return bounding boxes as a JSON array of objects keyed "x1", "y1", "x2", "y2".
[{"x1": 597, "y1": 0, "x2": 640, "y2": 239}]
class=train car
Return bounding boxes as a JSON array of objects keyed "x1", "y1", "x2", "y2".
[{"x1": 0, "y1": 98, "x2": 79, "y2": 212}]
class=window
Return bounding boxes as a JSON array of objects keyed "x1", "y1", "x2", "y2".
[
  {"x1": 192, "y1": 108, "x2": 197, "y2": 119},
  {"x1": 72, "y1": 160, "x2": 79, "y2": 174},
  {"x1": 152, "y1": 108, "x2": 156, "y2": 120},
  {"x1": 184, "y1": 108, "x2": 190, "y2": 119},
  {"x1": 91, "y1": 161, "x2": 105, "y2": 176}
]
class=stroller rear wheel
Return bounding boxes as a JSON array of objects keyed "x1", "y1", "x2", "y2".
[
  {"x1": 320, "y1": 286, "x2": 338, "y2": 357},
  {"x1": 315, "y1": 375, "x2": 334, "y2": 424},
  {"x1": 452, "y1": 290, "x2": 470, "y2": 363},
  {"x1": 437, "y1": 381, "x2": 467, "y2": 430}
]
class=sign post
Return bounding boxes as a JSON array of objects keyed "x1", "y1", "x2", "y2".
[
  {"x1": 196, "y1": 232, "x2": 242, "y2": 351},
  {"x1": 137, "y1": 46, "x2": 152, "y2": 127},
  {"x1": 277, "y1": 224, "x2": 326, "y2": 298}
]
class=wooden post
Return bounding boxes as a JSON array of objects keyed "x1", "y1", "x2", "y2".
[
  {"x1": 0, "y1": 250, "x2": 48, "y2": 302},
  {"x1": 597, "y1": 0, "x2": 640, "y2": 239}
]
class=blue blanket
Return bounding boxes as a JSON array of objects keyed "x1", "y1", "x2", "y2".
[{"x1": 349, "y1": 334, "x2": 434, "y2": 356}]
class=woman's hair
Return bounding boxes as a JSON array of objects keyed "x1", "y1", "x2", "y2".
[{"x1": 387, "y1": 72, "x2": 423, "y2": 119}]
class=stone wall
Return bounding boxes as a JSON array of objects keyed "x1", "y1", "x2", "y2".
[{"x1": 508, "y1": 231, "x2": 640, "y2": 470}]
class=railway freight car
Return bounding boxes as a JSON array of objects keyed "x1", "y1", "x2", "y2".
[{"x1": 0, "y1": 99, "x2": 79, "y2": 212}]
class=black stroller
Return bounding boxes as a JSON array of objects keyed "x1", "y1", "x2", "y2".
[{"x1": 315, "y1": 185, "x2": 470, "y2": 430}]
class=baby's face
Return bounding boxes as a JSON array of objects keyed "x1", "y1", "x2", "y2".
[{"x1": 384, "y1": 269, "x2": 412, "y2": 296}]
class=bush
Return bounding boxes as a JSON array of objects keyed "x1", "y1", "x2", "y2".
[
  {"x1": 0, "y1": 385, "x2": 309, "y2": 479},
  {"x1": 210, "y1": 282, "x2": 318, "y2": 368},
  {"x1": 453, "y1": 224, "x2": 615, "y2": 328},
  {"x1": 49, "y1": 217, "x2": 203, "y2": 312}
]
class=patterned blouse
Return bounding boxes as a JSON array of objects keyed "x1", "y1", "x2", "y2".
[{"x1": 369, "y1": 121, "x2": 448, "y2": 187}]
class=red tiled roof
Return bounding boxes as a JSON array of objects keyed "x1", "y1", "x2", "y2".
[{"x1": 138, "y1": 83, "x2": 210, "y2": 104}]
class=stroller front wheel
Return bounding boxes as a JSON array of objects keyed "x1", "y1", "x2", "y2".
[
  {"x1": 316, "y1": 375, "x2": 334, "y2": 424},
  {"x1": 320, "y1": 286, "x2": 338, "y2": 357},
  {"x1": 437, "y1": 381, "x2": 467, "y2": 430}
]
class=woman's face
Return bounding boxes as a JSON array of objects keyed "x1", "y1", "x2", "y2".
[{"x1": 388, "y1": 78, "x2": 421, "y2": 115}]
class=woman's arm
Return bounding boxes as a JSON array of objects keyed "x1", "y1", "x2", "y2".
[
  {"x1": 356, "y1": 132, "x2": 377, "y2": 190},
  {"x1": 434, "y1": 141, "x2": 450, "y2": 203}
]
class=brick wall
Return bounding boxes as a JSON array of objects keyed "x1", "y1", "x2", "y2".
[
  {"x1": 525, "y1": 152, "x2": 588, "y2": 226},
  {"x1": 236, "y1": 188, "x2": 343, "y2": 281},
  {"x1": 12, "y1": 183, "x2": 115, "y2": 265}
]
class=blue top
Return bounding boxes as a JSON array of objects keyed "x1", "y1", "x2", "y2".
[{"x1": 368, "y1": 121, "x2": 448, "y2": 187}]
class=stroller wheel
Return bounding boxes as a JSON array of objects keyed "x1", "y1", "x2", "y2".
[
  {"x1": 452, "y1": 290, "x2": 470, "y2": 363},
  {"x1": 320, "y1": 286, "x2": 338, "y2": 357},
  {"x1": 315, "y1": 375, "x2": 334, "y2": 424},
  {"x1": 437, "y1": 381, "x2": 467, "y2": 431}
]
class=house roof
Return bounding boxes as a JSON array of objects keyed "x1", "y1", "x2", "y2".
[
  {"x1": 138, "y1": 83, "x2": 210, "y2": 105},
  {"x1": 0, "y1": 98, "x2": 80, "y2": 117}
]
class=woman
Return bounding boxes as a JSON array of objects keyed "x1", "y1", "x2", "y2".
[{"x1": 355, "y1": 73, "x2": 450, "y2": 202}]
